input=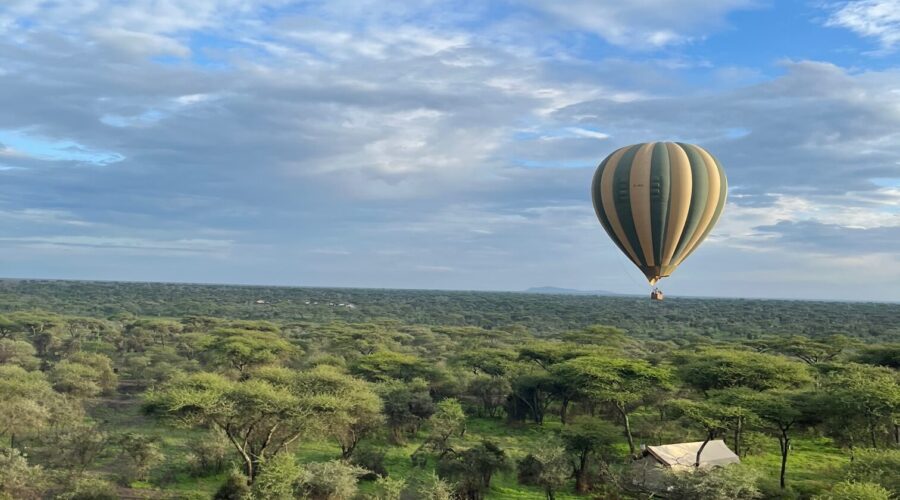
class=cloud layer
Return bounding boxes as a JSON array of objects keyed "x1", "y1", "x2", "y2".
[{"x1": 0, "y1": 0, "x2": 898, "y2": 300}]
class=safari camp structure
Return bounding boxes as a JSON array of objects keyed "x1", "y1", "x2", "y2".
[{"x1": 630, "y1": 440, "x2": 740, "y2": 489}]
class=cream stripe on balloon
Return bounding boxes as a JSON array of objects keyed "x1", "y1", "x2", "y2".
[{"x1": 600, "y1": 148, "x2": 643, "y2": 267}]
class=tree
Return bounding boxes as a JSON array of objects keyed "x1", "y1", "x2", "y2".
[
  {"x1": 457, "y1": 348, "x2": 517, "y2": 377},
  {"x1": 378, "y1": 378, "x2": 435, "y2": 443},
  {"x1": 509, "y1": 370, "x2": 557, "y2": 425},
  {"x1": 674, "y1": 348, "x2": 811, "y2": 393},
  {"x1": 553, "y1": 355, "x2": 671, "y2": 454},
  {"x1": 560, "y1": 417, "x2": 620, "y2": 493},
  {"x1": 438, "y1": 441, "x2": 509, "y2": 500},
  {"x1": 0, "y1": 365, "x2": 63, "y2": 447},
  {"x1": 423, "y1": 398, "x2": 466, "y2": 458},
  {"x1": 774, "y1": 334, "x2": 858, "y2": 366},
  {"x1": 116, "y1": 432, "x2": 164, "y2": 482},
  {"x1": 707, "y1": 388, "x2": 760, "y2": 457},
  {"x1": 146, "y1": 366, "x2": 373, "y2": 481},
  {"x1": 746, "y1": 389, "x2": 816, "y2": 489},
  {"x1": 207, "y1": 328, "x2": 295, "y2": 375},
  {"x1": 855, "y1": 343, "x2": 900, "y2": 369},
  {"x1": 351, "y1": 350, "x2": 432, "y2": 382},
  {"x1": 518, "y1": 441, "x2": 570, "y2": 500},
  {"x1": 518, "y1": 341, "x2": 587, "y2": 371},
  {"x1": 823, "y1": 363, "x2": 900, "y2": 448},
  {"x1": 45, "y1": 424, "x2": 108, "y2": 476},
  {"x1": 314, "y1": 367, "x2": 383, "y2": 459},
  {"x1": 0, "y1": 447, "x2": 46, "y2": 500},
  {"x1": 0, "y1": 339, "x2": 40, "y2": 370},
  {"x1": 468, "y1": 375, "x2": 510, "y2": 418},
  {"x1": 666, "y1": 399, "x2": 732, "y2": 467},
  {"x1": 49, "y1": 360, "x2": 107, "y2": 398}
]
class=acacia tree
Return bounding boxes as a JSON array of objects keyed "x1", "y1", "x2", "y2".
[
  {"x1": 666, "y1": 399, "x2": 732, "y2": 467},
  {"x1": 553, "y1": 356, "x2": 671, "y2": 455},
  {"x1": 746, "y1": 390, "x2": 816, "y2": 489},
  {"x1": 207, "y1": 328, "x2": 296, "y2": 375},
  {"x1": 823, "y1": 363, "x2": 900, "y2": 448},
  {"x1": 379, "y1": 378, "x2": 435, "y2": 443},
  {"x1": 774, "y1": 335, "x2": 858, "y2": 366},
  {"x1": 674, "y1": 348, "x2": 811, "y2": 393},
  {"x1": 145, "y1": 365, "x2": 372, "y2": 481},
  {"x1": 707, "y1": 388, "x2": 760, "y2": 457},
  {"x1": 438, "y1": 441, "x2": 509, "y2": 500},
  {"x1": 424, "y1": 398, "x2": 466, "y2": 458},
  {"x1": 0, "y1": 366, "x2": 60, "y2": 448},
  {"x1": 561, "y1": 417, "x2": 620, "y2": 493}
]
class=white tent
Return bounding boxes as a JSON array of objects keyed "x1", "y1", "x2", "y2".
[
  {"x1": 629, "y1": 440, "x2": 740, "y2": 490},
  {"x1": 645, "y1": 440, "x2": 740, "y2": 469}
]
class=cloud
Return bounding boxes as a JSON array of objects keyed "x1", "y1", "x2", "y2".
[
  {"x1": 555, "y1": 61, "x2": 900, "y2": 198},
  {"x1": 523, "y1": 0, "x2": 759, "y2": 49},
  {"x1": 0, "y1": 1, "x2": 897, "y2": 300},
  {"x1": 825, "y1": 0, "x2": 900, "y2": 51},
  {"x1": 756, "y1": 220, "x2": 900, "y2": 253}
]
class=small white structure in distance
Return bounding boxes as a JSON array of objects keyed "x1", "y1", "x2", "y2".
[{"x1": 631, "y1": 440, "x2": 740, "y2": 489}]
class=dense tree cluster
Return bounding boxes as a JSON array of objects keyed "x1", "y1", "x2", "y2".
[{"x1": 0, "y1": 282, "x2": 896, "y2": 498}]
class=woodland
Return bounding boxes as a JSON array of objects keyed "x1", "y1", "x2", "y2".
[{"x1": 0, "y1": 279, "x2": 897, "y2": 499}]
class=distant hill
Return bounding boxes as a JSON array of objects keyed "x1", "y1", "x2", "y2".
[{"x1": 525, "y1": 286, "x2": 621, "y2": 296}]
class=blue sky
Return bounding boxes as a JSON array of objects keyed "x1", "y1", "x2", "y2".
[{"x1": 0, "y1": 0, "x2": 899, "y2": 301}]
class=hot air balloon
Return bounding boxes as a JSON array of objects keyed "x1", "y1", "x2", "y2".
[{"x1": 591, "y1": 142, "x2": 727, "y2": 300}]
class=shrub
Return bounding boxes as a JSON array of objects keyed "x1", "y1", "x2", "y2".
[
  {"x1": 186, "y1": 433, "x2": 231, "y2": 477},
  {"x1": 214, "y1": 470, "x2": 251, "y2": 500},
  {"x1": 251, "y1": 454, "x2": 302, "y2": 500},
  {"x1": 0, "y1": 448, "x2": 46, "y2": 500},
  {"x1": 812, "y1": 481, "x2": 891, "y2": 500},
  {"x1": 516, "y1": 454, "x2": 542, "y2": 486},
  {"x1": 409, "y1": 472, "x2": 455, "y2": 500},
  {"x1": 370, "y1": 476, "x2": 405, "y2": 500},
  {"x1": 56, "y1": 476, "x2": 118, "y2": 500},
  {"x1": 352, "y1": 447, "x2": 388, "y2": 480},
  {"x1": 664, "y1": 465, "x2": 762, "y2": 500},
  {"x1": 296, "y1": 460, "x2": 367, "y2": 500},
  {"x1": 846, "y1": 448, "x2": 900, "y2": 493}
]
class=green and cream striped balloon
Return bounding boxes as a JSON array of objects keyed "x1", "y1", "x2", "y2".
[{"x1": 591, "y1": 142, "x2": 727, "y2": 285}]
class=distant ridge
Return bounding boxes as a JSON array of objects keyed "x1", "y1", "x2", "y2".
[{"x1": 525, "y1": 286, "x2": 621, "y2": 296}]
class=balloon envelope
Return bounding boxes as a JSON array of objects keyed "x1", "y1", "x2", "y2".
[{"x1": 591, "y1": 142, "x2": 727, "y2": 285}]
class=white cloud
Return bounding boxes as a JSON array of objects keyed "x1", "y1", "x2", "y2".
[
  {"x1": 523, "y1": 0, "x2": 758, "y2": 48},
  {"x1": 826, "y1": 0, "x2": 900, "y2": 51}
]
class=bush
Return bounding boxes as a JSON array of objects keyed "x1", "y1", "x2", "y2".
[
  {"x1": 812, "y1": 481, "x2": 892, "y2": 500},
  {"x1": 846, "y1": 448, "x2": 900, "y2": 493},
  {"x1": 55, "y1": 476, "x2": 118, "y2": 500},
  {"x1": 0, "y1": 448, "x2": 46, "y2": 499},
  {"x1": 296, "y1": 460, "x2": 367, "y2": 500},
  {"x1": 664, "y1": 465, "x2": 762, "y2": 500},
  {"x1": 115, "y1": 432, "x2": 164, "y2": 483},
  {"x1": 369, "y1": 476, "x2": 405, "y2": 500},
  {"x1": 516, "y1": 454, "x2": 542, "y2": 486},
  {"x1": 352, "y1": 448, "x2": 388, "y2": 480},
  {"x1": 408, "y1": 472, "x2": 455, "y2": 500},
  {"x1": 251, "y1": 454, "x2": 302, "y2": 500},
  {"x1": 186, "y1": 433, "x2": 231, "y2": 477},
  {"x1": 214, "y1": 470, "x2": 251, "y2": 500}
]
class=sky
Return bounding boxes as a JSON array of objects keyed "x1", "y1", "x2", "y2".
[{"x1": 0, "y1": 1, "x2": 899, "y2": 302}]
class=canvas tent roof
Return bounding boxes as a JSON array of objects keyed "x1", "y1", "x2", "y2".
[{"x1": 645, "y1": 440, "x2": 739, "y2": 468}]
